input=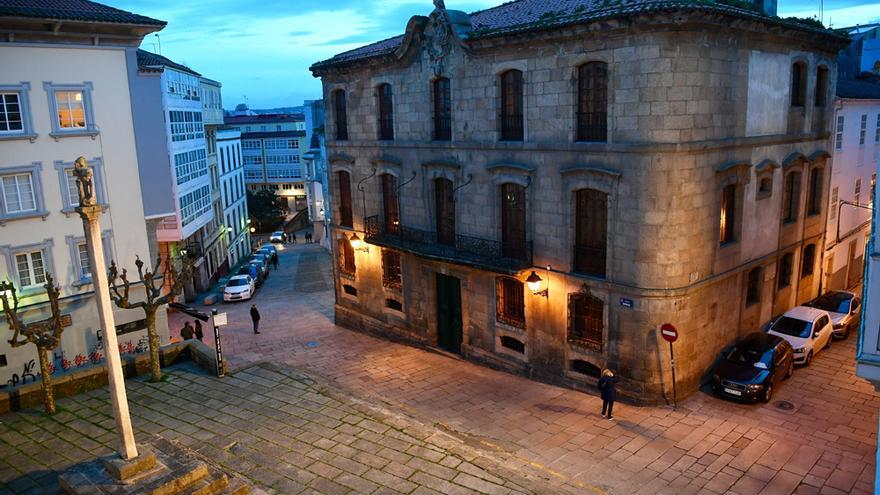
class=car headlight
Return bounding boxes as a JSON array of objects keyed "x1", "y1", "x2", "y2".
[
  {"x1": 794, "y1": 347, "x2": 806, "y2": 353},
  {"x1": 746, "y1": 384, "x2": 763, "y2": 391}
]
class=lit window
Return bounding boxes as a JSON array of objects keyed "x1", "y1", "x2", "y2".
[
  {"x1": 54, "y1": 90, "x2": 86, "y2": 128},
  {"x1": 720, "y1": 184, "x2": 736, "y2": 244},
  {"x1": 835, "y1": 116, "x2": 844, "y2": 150}
]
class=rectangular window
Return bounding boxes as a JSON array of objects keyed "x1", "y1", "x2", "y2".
[
  {"x1": 334, "y1": 90, "x2": 348, "y2": 140},
  {"x1": 337, "y1": 171, "x2": 353, "y2": 228},
  {"x1": 815, "y1": 67, "x2": 829, "y2": 107},
  {"x1": 500, "y1": 70, "x2": 524, "y2": 141},
  {"x1": 173, "y1": 148, "x2": 208, "y2": 185},
  {"x1": 15, "y1": 250, "x2": 46, "y2": 288},
  {"x1": 746, "y1": 267, "x2": 761, "y2": 305},
  {"x1": 782, "y1": 172, "x2": 801, "y2": 223},
  {"x1": 801, "y1": 244, "x2": 816, "y2": 277},
  {"x1": 433, "y1": 78, "x2": 452, "y2": 141},
  {"x1": 179, "y1": 185, "x2": 212, "y2": 227},
  {"x1": 501, "y1": 183, "x2": 526, "y2": 259},
  {"x1": 381, "y1": 249, "x2": 402, "y2": 289},
  {"x1": 338, "y1": 238, "x2": 356, "y2": 276},
  {"x1": 790, "y1": 62, "x2": 806, "y2": 107},
  {"x1": 2, "y1": 173, "x2": 36, "y2": 213},
  {"x1": 242, "y1": 140, "x2": 261, "y2": 150},
  {"x1": 169, "y1": 110, "x2": 205, "y2": 142},
  {"x1": 778, "y1": 253, "x2": 793, "y2": 290},
  {"x1": 720, "y1": 184, "x2": 736, "y2": 244},
  {"x1": 381, "y1": 174, "x2": 399, "y2": 235},
  {"x1": 495, "y1": 277, "x2": 525, "y2": 328},
  {"x1": 807, "y1": 167, "x2": 822, "y2": 215},
  {"x1": 860, "y1": 114, "x2": 867, "y2": 145},
  {"x1": 54, "y1": 90, "x2": 86, "y2": 128},
  {"x1": 77, "y1": 242, "x2": 91, "y2": 278},
  {"x1": 836, "y1": 116, "x2": 844, "y2": 150},
  {"x1": 0, "y1": 93, "x2": 23, "y2": 133},
  {"x1": 378, "y1": 84, "x2": 394, "y2": 140},
  {"x1": 434, "y1": 178, "x2": 455, "y2": 246},
  {"x1": 65, "y1": 169, "x2": 80, "y2": 207},
  {"x1": 574, "y1": 189, "x2": 607, "y2": 278},
  {"x1": 568, "y1": 293, "x2": 604, "y2": 349},
  {"x1": 577, "y1": 62, "x2": 608, "y2": 142},
  {"x1": 830, "y1": 186, "x2": 839, "y2": 220}
]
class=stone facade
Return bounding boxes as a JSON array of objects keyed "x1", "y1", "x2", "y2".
[{"x1": 311, "y1": 2, "x2": 849, "y2": 403}]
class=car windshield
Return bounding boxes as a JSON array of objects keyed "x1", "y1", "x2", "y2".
[
  {"x1": 228, "y1": 278, "x2": 248, "y2": 287},
  {"x1": 771, "y1": 316, "x2": 812, "y2": 338},
  {"x1": 726, "y1": 345, "x2": 773, "y2": 369},
  {"x1": 807, "y1": 293, "x2": 851, "y2": 314}
]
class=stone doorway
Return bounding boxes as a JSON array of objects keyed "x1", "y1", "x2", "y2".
[{"x1": 435, "y1": 273, "x2": 462, "y2": 354}]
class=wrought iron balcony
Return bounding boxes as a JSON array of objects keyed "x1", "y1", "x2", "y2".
[{"x1": 364, "y1": 216, "x2": 532, "y2": 274}]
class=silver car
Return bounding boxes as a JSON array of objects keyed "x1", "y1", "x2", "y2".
[{"x1": 805, "y1": 291, "x2": 862, "y2": 339}]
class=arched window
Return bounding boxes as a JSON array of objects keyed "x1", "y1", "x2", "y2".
[
  {"x1": 433, "y1": 78, "x2": 452, "y2": 141},
  {"x1": 568, "y1": 292, "x2": 604, "y2": 349},
  {"x1": 573, "y1": 188, "x2": 607, "y2": 278},
  {"x1": 782, "y1": 171, "x2": 801, "y2": 223},
  {"x1": 377, "y1": 83, "x2": 394, "y2": 140},
  {"x1": 496, "y1": 276, "x2": 524, "y2": 327},
  {"x1": 576, "y1": 62, "x2": 608, "y2": 142},
  {"x1": 807, "y1": 167, "x2": 823, "y2": 215},
  {"x1": 815, "y1": 66, "x2": 829, "y2": 107},
  {"x1": 381, "y1": 173, "x2": 399, "y2": 234},
  {"x1": 801, "y1": 244, "x2": 816, "y2": 277},
  {"x1": 336, "y1": 171, "x2": 352, "y2": 228},
  {"x1": 791, "y1": 62, "x2": 807, "y2": 107},
  {"x1": 434, "y1": 178, "x2": 455, "y2": 245},
  {"x1": 499, "y1": 70, "x2": 523, "y2": 141},
  {"x1": 333, "y1": 89, "x2": 347, "y2": 140},
  {"x1": 500, "y1": 183, "x2": 526, "y2": 259},
  {"x1": 778, "y1": 252, "x2": 794, "y2": 290}
]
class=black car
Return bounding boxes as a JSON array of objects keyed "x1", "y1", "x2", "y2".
[{"x1": 712, "y1": 332, "x2": 794, "y2": 403}]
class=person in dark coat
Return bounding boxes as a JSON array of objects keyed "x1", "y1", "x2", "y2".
[
  {"x1": 291, "y1": 232, "x2": 297, "y2": 245},
  {"x1": 194, "y1": 320, "x2": 204, "y2": 341},
  {"x1": 272, "y1": 256, "x2": 278, "y2": 270},
  {"x1": 250, "y1": 304, "x2": 261, "y2": 334},
  {"x1": 597, "y1": 369, "x2": 618, "y2": 420},
  {"x1": 181, "y1": 321, "x2": 195, "y2": 340}
]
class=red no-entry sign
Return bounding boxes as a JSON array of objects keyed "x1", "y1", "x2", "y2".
[{"x1": 660, "y1": 323, "x2": 678, "y2": 343}]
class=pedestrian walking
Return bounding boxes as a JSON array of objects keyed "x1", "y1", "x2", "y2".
[
  {"x1": 307, "y1": 232, "x2": 313, "y2": 243},
  {"x1": 291, "y1": 232, "x2": 297, "y2": 245},
  {"x1": 181, "y1": 321, "x2": 195, "y2": 340},
  {"x1": 250, "y1": 304, "x2": 261, "y2": 334},
  {"x1": 194, "y1": 320, "x2": 204, "y2": 341},
  {"x1": 272, "y1": 256, "x2": 278, "y2": 270},
  {"x1": 597, "y1": 369, "x2": 618, "y2": 420}
]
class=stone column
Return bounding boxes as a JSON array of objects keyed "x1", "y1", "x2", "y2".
[{"x1": 74, "y1": 157, "x2": 138, "y2": 460}]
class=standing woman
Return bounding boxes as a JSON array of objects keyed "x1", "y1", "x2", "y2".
[{"x1": 598, "y1": 369, "x2": 618, "y2": 420}]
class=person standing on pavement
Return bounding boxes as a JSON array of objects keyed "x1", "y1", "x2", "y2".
[
  {"x1": 194, "y1": 320, "x2": 204, "y2": 341},
  {"x1": 250, "y1": 304, "x2": 261, "y2": 334},
  {"x1": 598, "y1": 369, "x2": 618, "y2": 420},
  {"x1": 272, "y1": 255, "x2": 278, "y2": 270},
  {"x1": 291, "y1": 232, "x2": 297, "y2": 245},
  {"x1": 181, "y1": 321, "x2": 195, "y2": 340}
]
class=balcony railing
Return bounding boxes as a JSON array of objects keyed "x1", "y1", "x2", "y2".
[
  {"x1": 500, "y1": 114, "x2": 523, "y2": 141},
  {"x1": 365, "y1": 216, "x2": 532, "y2": 274}
]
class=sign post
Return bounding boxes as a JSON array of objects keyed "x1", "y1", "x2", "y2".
[
  {"x1": 212, "y1": 309, "x2": 226, "y2": 378},
  {"x1": 660, "y1": 323, "x2": 679, "y2": 409}
]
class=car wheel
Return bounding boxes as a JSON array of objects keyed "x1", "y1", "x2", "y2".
[
  {"x1": 804, "y1": 351, "x2": 813, "y2": 366},
  {"x1": 785, "y1": 362, "x2": 793, "y2": 379},
  {"x1": 825, "y1": 336, "x2": 832, "y2": 349},
  {"x1": 762, "y1": 384, "x2": 773, "y2": 403}
]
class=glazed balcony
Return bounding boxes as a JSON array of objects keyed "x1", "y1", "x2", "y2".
[{"x1": 364, "y1": 215, "x2": 532, "y2": 274}]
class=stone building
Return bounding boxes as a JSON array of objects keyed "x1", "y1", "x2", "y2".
[{"x1": 310, "y1": 0, "x2": 849, "y2": 403}]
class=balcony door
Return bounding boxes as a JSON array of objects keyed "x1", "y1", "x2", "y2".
[
  {"x1": 435, "y1": 178, "x2": 455, "y2": 246},
  {"x1": 501, "y1": 183, "x2": 526, "y2": 259},
  {"x1": 381, "y1": 173, "x2": 399, "y2": 234}
]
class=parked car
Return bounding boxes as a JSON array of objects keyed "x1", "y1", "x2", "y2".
[
  {"x1": 805, "y1": 291, "x2": 861, "y2": 339},
  {"x1": 712, "y1": 332, "x2": 794, "y2": 403},
  {"x1": 223, "y1": 275, "x2": 255, "y2": 302},
  {"x1": 251, "y1": 251, "x2": 271, "y2": 266},
  {"x1": 249, "y1": 258, "x2": 269, "y2": 279},
  {"x1": 767, "y1": 306, "x2": 834, "y2": 366},
  {"x1": 270, "y1": 231, "x2": 285, "y2": 243},
  {"x1": 258, "y1": 246, "x2": 277, "y2": 264},
  {"x1": 237, "y1": 263, "x2": 264, "y2": 286}
]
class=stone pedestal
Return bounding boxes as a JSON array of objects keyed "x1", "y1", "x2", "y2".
[{"x1": 58, "y1": 436, "x2": 249, "y2": 495}]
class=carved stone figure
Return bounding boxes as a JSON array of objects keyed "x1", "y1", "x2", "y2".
[
  {"x1": 433, "y1": 0, "x2": 446, "y2": 10},
  {"x1": 73, "y1": 156, "x2": 96, "y2": 207}
]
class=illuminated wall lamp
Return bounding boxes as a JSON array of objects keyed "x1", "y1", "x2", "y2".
[
  {"x1": 526, "y1": 266, "x2": 550, "y2": 298},
  {"x1": 349, "y1": 233, "x2": 370, "y2": 253}
]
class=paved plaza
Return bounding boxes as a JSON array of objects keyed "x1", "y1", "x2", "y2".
[{"x1": 1, "y1": 243, "x2": 878, "y2": 494}]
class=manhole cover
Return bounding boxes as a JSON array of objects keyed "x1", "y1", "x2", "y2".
[
  {"x1": 306, "y1": 341, "x2": 320, "y2": 348},
  {"x1": 773, "y1": 400, "x2": 796, "y2": 410}
]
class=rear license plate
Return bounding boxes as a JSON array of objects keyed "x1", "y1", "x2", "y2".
[{"x1": 723, "y1": 388, "x2": 742, "y2": 396}]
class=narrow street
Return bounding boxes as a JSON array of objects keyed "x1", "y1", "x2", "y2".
[{"x1": 161, "y1": 243, "x2": 879, "y2": 494}]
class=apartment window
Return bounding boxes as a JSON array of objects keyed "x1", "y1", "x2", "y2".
[
  {"x1": 876, "y1": 114, "x2": 880, "y2": 143},
  {"x1": 801, "y1": 244, "x2": 816, "y2": 277},
  {"x1": 333, "y1": 89, "x2": 348, "y2": 141},
  {"x1": 2, "y1": 173, "x2": 36, "y2": 214},
  {"x1": 501, "y1": 183, "x2": 527, "y2": 259},
  {"x1": 790, "y1": 62, "x2": 806, "y2": 107},
  {"x1": 243, "y1": 140, "x2": 261, "y2": 150},
  {"x1": 835, "y1": 116, "x2": 845, "y2": 150},
  {"x1": 276, "y1": 125, "x2": 282, "y2": 131},
  {"x1": 55, "y1": 91, "x2": 85, "y2": 128},
  {"x1": 337, "y1": 171, "x2": 353, "y2": 228},
  {"x1": 15, "y1": 250, "x2": 47, "y2": 288},
  {"x1": 381, "y1": 249, "x2": 402, "y2": 289},
  {"x1": 434, "y1": 178, "x2": 455, "y2": 246},
  {"x1": 782, "y1": 172, "x2": 801, "y2": 223},
  {"x1": 568, "y1": 292, "x2": 603, "y2": 349},
  {"x1": 746, "y1": 267, "x2": 762, "y2": 305},
  {"x1": 576, "y1": 62, "x2": 608, "y2": 142},
  {"x1": 496, "y1": 277, "x2": 525, "y2": 328},
  {"x1": 338, "y1": 238, "x2": 355, "y2": 276},
  {"x1": 381, "y1": 173, "x2": 399, "y2": 234},
  {"x1": 179, "y1": 185, "x2": 212, "y2": 227},
  {"x1": 573, "y1": 189, "x2": 607, "y2": 278},
  {"x1": 169, "y1": 110, "x2": 204, "y2": 142},
  {"x1": 815, "y1": 67, "x2": 828, "y2": 107},
  {"x1": 76, "y1": 242, "x2": 91, "y2": 279},
  {"x1": 778, "y1": 252, "x2": 793, "y2": 290},
  {"x1": 377, "y1": 83, "x2": 394, "y2": 140},
  {"x1": 720, "y1": 184, "x2": 737, "y2": 244},
  {"x1": 830, "y1": 186, "x2": 839, "y2": 220},
  {"x1": 0, "y1": 93, "x2": 22, "y2": 133},
  {"x1": 173, "y1": 149, "x2": 208, "y2": 185},
  {"x1": 805, "y1": 167, "x2": 822, "y2": 216},
  {"x1": 860, "y1": 114, "x2": 867, "y2": 145},
  {"x1": 499, "y1": 70, "x2": 523, "y2": 141},
  {"x1": 433, "y1": 78, "x2": 452, "y2": 141}
]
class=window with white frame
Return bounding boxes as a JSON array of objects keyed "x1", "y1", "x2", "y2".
[
  {"x1": 15, "y1": 250, "x2": 46, "y2": 288},
  {"x1": 65, "y1": 169, "x2": 79, "y2": 207},
  {"x1": 860, "y1": 114, "x2": 867, "y2": 145},
  {"x1": 76, "y1": 242, "x2": 90, "y2": 279},
  {"x1": 830, "y1": 186, "x2": 838, "y2": 220},
  {"x1": 173, "y1": 149, "x2": 208, "y2": 185},
  {"x1": 170, "y1": 110, "x2": 204, "y2": 142},
  {"x1": 54, "y1": 90, "x2": 86, "y2": 129},
  {"x1": 266, "y1": 168, "x2": 300, "y2": 180},
  {"x1": 179, "y1": 185, "x2": 212, "y2": 227},
  {"x1": 243, "y1": 156, "x2": 262, "y2": 166},
  {"x1": 242, "y1": 139, "x2": 260, "y2": 150},
  {"x1": 244, "y1": 169, "x2": 263, "y2": 180},
  {"x1": 835, "y1": 116, "x2": 844, "y2": 150},
  {"x1": 0, "y1": 93, "x2": 23, "y2": 133},
  {"x1": 2, "y1": 173, "x2": 36, "y2": 213},
  {"x1": 166, "y1": 71, "x2": 200, "y2": 101},
  {"x1": 265, "y1": 155, "x2": 298, "y2": 165}
]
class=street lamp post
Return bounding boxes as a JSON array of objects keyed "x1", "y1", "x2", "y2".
[{"x1": 73, "y1": 157, "x2": 138, "y2": 460}]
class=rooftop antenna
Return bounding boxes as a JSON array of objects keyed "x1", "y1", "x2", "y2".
[
  {"x1": 154, "y1": 33, "x2": 161, "y2": 55},
  {"x1": 820, "y1": 0, "x2": 824, "y2": 26}
]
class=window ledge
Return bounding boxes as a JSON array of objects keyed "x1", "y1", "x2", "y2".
[
  {"x1": 0, "y1": 209, "x2": 50, "y2": 225},
  {"x1": 49, "y1": 129, "x2": 99, "y2": 141},
  {"x1": 0, "y1": 133, "x2": 38, "y2": 142},
  {"x1": 496, "y1": 320, "x2": 525, "y2": 334}
]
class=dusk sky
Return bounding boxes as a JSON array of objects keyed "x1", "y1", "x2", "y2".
[{"x1": 104, "y1": 0, "x2": 879, "y2": 110}]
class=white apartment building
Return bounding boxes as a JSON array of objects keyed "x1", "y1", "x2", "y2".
[
  {"x1": 0, "y1": 4, "x2": 168, "y2": 386},
  {"x1": 823, "y1": 79, "x2": 880, "y2": 292},
  {"x1": 199, "y1": 77, "x2": 229, "y2": 281},
  {"x1": 217, "y1": 129, "x2": 250, "y2": 267}
]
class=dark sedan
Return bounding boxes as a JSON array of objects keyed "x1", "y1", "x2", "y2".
[{"x1": 712, "y1": 332, "x2": 794, "y2": 403}]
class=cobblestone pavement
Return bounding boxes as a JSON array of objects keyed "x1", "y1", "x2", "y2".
[{"x1": 2, "y1": 243, "x2": 877, "y2": 494}]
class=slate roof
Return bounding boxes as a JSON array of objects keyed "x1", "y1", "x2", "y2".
[
  {"x1": 836, "y1": 78, "x2": 880, "y2": 99},
  {"x1": 225, "y1": 114, "x2": 305, "y2": 125},
  {"x1": 312, "y1": 0, "x2": 843, "y2": 69},
  {"x1": 137, "y1": 49, "x2": 201, "y2": 77},
  {"x1": 0, "y1": 0, "x2": 165, "y2": 26}
]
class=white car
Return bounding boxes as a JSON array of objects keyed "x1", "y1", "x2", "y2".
[
  {"x1": 270, "y1": 231, "x2": 285, "y2": 243},
  {"x1": 805, "y1": 291, "x2": 862, "y2": 339},
  {"x1": 767, "y1": 306, "x2": 834, "y2": 366},
  {"x1": 223, "y1": 275, "x2": 255, "y2": 302}
]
